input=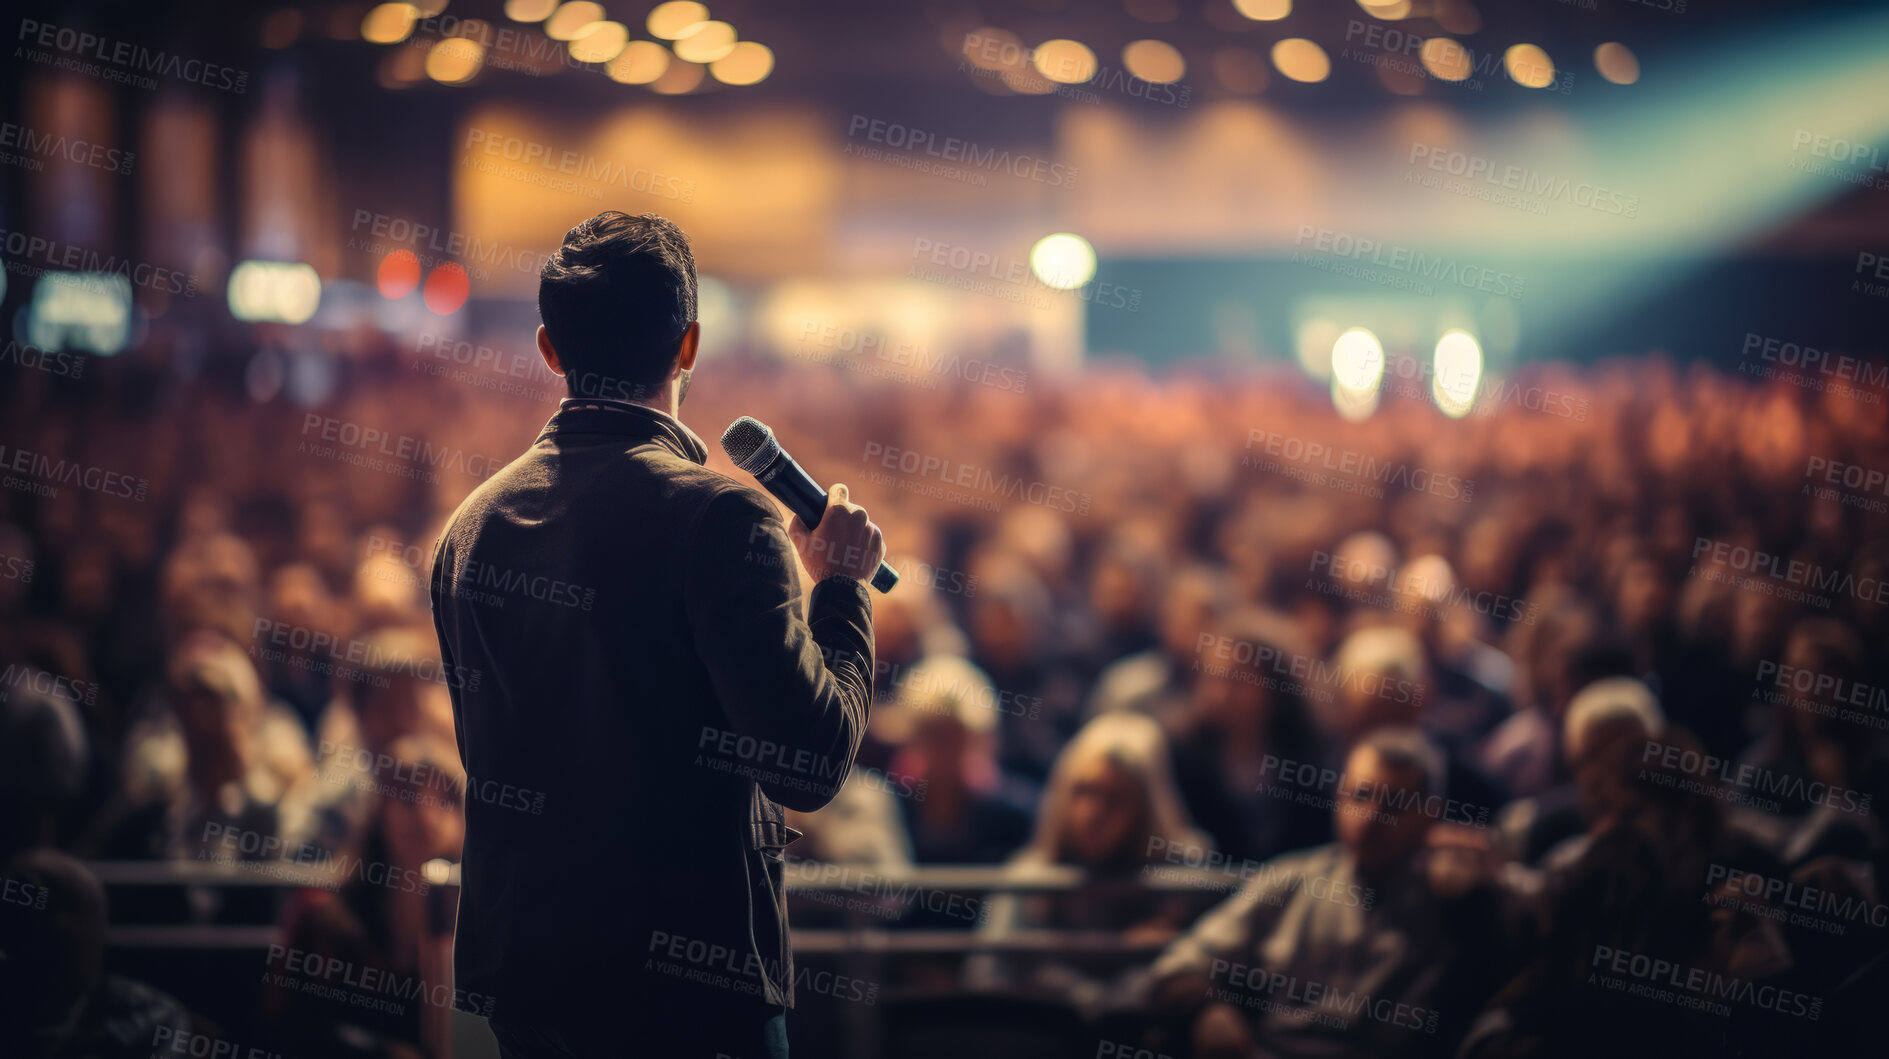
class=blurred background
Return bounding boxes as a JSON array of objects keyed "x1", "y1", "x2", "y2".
[{"x1": 3, "y1": 1, "x2": 1889, "y2": 1057}]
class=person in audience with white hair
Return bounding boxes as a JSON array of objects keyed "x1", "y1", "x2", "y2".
[
  {"x1": 874, "y1": 654, "x2": 1033, "y2": 866},
  {"x1": 1495, "y1": 675, "x2": 1666, "y2": 883},
  {"x1": 1328, "y1": 625, "x2": 1505, "y2": 818},
  {"x1": 1134, "y1": 728, "x2": 1496, "y2": 1059},
  {"x1": 1382, "y1": 553, "x2": 1517, "y2": 754},
  {"x1": 968, "y1": 712, "x2": 1212, "y2": 1013},
  {"x1": 93, "y1": 630, "x2": 319, "y2": 866}
]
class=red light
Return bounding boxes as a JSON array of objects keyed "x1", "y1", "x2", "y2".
[
  {"x1": 423, "y1": 262, "x2": 470, "y2": 314},
  {"x1": 377, "y1": 250, "x2": 422, "y2": 299}
]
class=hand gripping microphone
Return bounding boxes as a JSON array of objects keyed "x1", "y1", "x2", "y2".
[{"x1": 720, "y1": 416, "x2": 899, "y2": 594}]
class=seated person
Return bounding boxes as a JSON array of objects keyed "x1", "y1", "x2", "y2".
[
  {"x1": 0, "y1": 849, "x2": 194, "y2": 1058},
  {"x1": 1328, "y1": 626, "x2": 1505, "y2": 820},
  {"x1": 1169, "y1": 608, "x2": 1329, "y2": 866},
  {"x1": 265, "y1": 734, "x2": 467, "y2": 1058},
  {"x1": 968, "y1": 712, "x2": 1212, "y2": 1013},
  {"x1": 1134, "y1": 728, "x2": 1497, "y2": 1059},
  {"x1": 1495, "y1": 675, "x2": 1665, "y2": 879},
  {"x1": 874, "y1": 655, "x2": 1033, "y2": 866}
]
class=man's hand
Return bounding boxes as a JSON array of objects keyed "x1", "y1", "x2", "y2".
[{"x1": 788, "y1": 484, "x2": 885, "y2": 583}]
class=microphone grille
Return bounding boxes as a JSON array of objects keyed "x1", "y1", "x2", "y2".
[{"x1": 720, "y1": 416, "x2": 778, "y2": 473}]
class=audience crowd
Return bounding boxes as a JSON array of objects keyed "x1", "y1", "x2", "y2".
[{"x1": 2, "y1": 335, "x2": 1886, "y2": 1057}]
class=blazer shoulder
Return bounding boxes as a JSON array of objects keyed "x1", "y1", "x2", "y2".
[{"x1": 692, "y1": 474, "x2": 780, "y2": 522}]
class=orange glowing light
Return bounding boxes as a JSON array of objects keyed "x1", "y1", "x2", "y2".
[
  {"x1": 424, "y1": 263, "x2": 470, "y2": 314},
  {"x1": 378, "y1": 250, "x2": 422, "y2": 299}
]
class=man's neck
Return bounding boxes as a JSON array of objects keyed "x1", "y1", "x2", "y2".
[
  {"x1": 576, "y1": 387, "x2": 679, "y2": 422},
  {"x1": 625, "y1": 392, "x2": 680, "y2": 421}
]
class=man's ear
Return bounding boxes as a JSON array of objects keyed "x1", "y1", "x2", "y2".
[
  {"x1": 536, "y1": 325, "x2": 564, "y2": 377},
  {"x1": 675, "y1": 321, "x2": 700, "y2": 372}
]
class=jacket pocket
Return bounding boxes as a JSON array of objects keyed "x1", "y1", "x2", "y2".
[
  {"x1": 749, "y1": 785, "x2": 804, "y2": 855},
  {"x1": 747, "y1": 785, "x2": 800, "y2": 1005}
]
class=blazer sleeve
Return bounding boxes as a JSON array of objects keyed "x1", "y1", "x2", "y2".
[{"x1": 682, "y1": 485, "x2": 874, "y2": 812}]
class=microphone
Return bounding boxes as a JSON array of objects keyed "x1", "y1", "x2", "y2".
[{"x1": 720, "y1": 416, "x2": 899, "y2": 594}]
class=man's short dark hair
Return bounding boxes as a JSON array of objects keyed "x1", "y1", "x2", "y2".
[{"x1": 539, "y1": 211, "x2": 696, "y2": 398}]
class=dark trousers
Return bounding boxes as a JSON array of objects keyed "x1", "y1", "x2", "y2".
[{"x1": 491, "y1": 1008, "x2": 788, "y2": 1059}]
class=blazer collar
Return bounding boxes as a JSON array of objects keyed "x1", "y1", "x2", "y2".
[{"x1": 541, "y1": 397, "x2": 710, "y2": 465}]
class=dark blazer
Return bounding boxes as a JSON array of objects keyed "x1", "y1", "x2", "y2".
[{"x1": 428, "y1": 399, "x2": 873, "y2": 1025}]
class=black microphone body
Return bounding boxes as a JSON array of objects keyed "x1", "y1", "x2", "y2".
[{"x1": 721, "y1": 417, "x2": 899, "y2": 593}]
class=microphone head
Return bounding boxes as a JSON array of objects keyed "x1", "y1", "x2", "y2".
[{"x1": 720, "y1": 416, "x2": 780, "y2": 474}]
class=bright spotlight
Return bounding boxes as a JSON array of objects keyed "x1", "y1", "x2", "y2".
[
  {"x1": 1331, "y1": 374, "x2": 1380, "y2": 422},
  {"x1": 228, "y1": 261, "x2": 322, "y2": 324},
  {"x1": 1030, "y1": 233, "x2": 1097, "y2": 290},
  {"x1": 28, "y1": 272, "x2": 133, "y2": 354},
  {"x1": 1431, "y1": 329, "x2": 1483, "y2": 418},
  {"x1": 1330, "y1": 326, "x2": 1385, "y2": 392}
]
